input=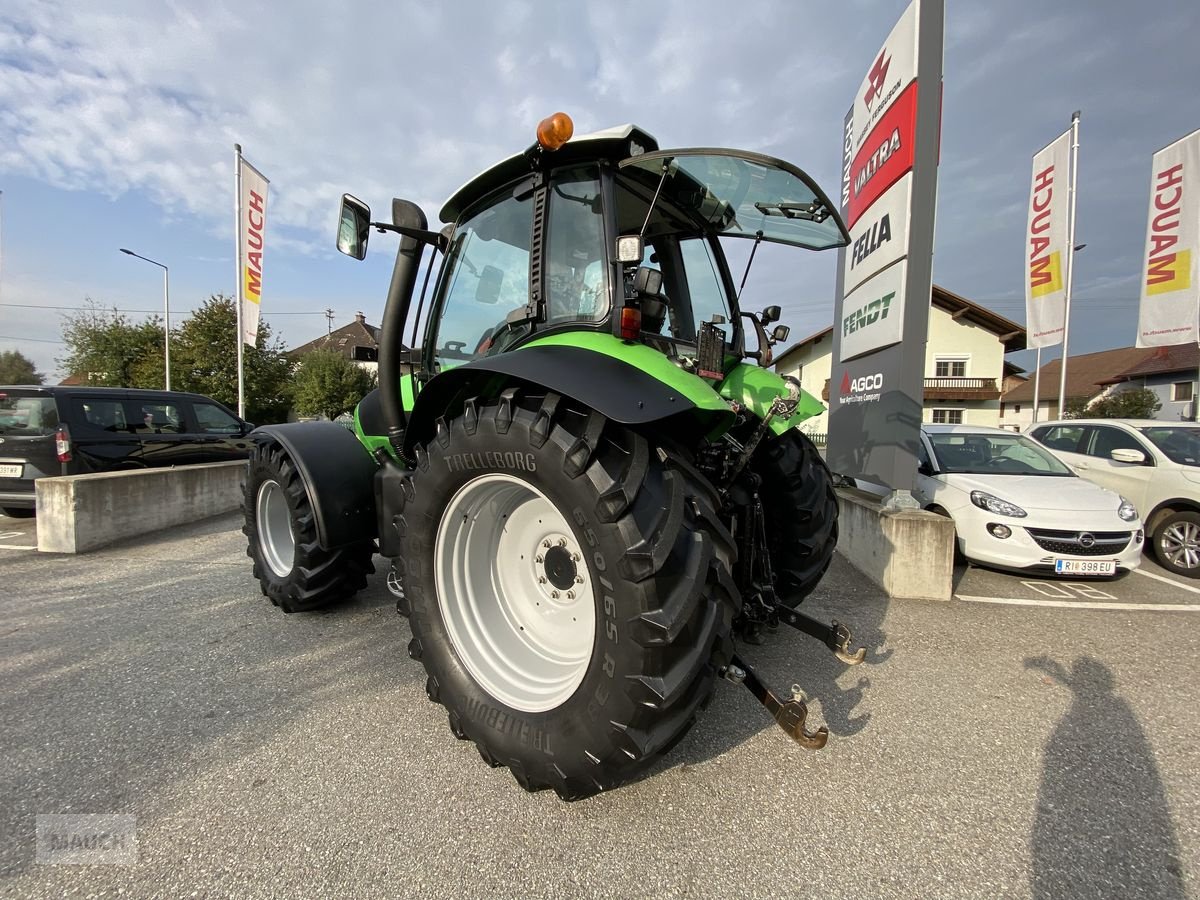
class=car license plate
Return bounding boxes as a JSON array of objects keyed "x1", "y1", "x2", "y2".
[
  {"x1": 0, "y1": 463, "x2": 22, "y2": 478},
  {"x1": 1054, "y1": 558, "x2": 1116, "y2": 576}
]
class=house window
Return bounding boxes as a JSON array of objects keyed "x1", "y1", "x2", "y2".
[
  {"x1": 1173, "y1": 381, "x2": 1194, "y2": 402},
  {"x1": 935, "y1": 358, "x2": 967, "y2": 378},
  {"x1": 932, "y1": 409, "x2": 964, "y2": 425},
  {"x1": 1014, "y1": 404, "x2": 1021, "y2": 413}
]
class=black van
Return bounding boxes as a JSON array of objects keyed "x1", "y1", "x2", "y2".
[{"x1": 0, "y1": 386, "x2": 254, "y2": 516}]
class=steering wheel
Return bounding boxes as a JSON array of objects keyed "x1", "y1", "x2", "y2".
[{"x1": 983, "y1": 457, "x2": 1027, "y2": 472}]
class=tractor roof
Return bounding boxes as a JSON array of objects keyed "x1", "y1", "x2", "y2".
[{"x1": 439, "y1": 124, "x2": 659, "y2": 224}]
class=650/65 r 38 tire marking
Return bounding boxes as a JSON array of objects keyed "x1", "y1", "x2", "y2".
[
  {"x1": 396, "y1": 391, "x2": 740, "y2": 800},
  {"x1": 242, "y1": 440, "x2": 376, "y2": 612}
]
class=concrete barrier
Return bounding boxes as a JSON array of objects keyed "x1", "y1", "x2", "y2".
[
  {"x1": 834, "y1": 487, "x2": 955, "y2": 601},
  {"x1": 36, "y1": 461, "x2": 245, "y2": 554}
]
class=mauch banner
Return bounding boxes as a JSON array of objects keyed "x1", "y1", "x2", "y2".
[
  {"x1": 237, "y1": 156, "x2": 269, "y2": 347},
  {"x1": 1024, "y1": 129, "x2": 1071, "y2": 349},
  {"x1": 1137, "y1": 129, "x2": 1200, "y2": 348}
]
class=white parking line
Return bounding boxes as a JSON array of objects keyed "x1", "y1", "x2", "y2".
[
  {"x1": 956, "y1": 594, "x2": 1200, "y2": 612},
  {"x1": 1132, "y1": 567, "x2": 1200, "y2": 595}
]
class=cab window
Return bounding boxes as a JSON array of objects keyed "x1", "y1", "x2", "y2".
[
  {"x1": 546, "y1": 168, "x2": 607, "y2": 325},
  {"x1": 1086, "y1": 426, "x2": 1152, "y2": 462}
]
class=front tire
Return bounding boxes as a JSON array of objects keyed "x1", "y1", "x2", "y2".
[
  {"x1": 242, "y1": 441, "x2": 376, "y2": 612},
  {"x1": 1152, "y1": 510, "x2": 1200, "y2": 578},
  {"x1": 397, "y1": 392, "x2": 739, "y2": 799},
  {"x1": 753, "y1": 430, "x2": 838, "y2": 605}
]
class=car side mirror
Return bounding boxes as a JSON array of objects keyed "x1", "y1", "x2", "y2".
[
  {"x1": 917, "y1": 461, "x2": 934, "y2": 476},
  {"x1": 1110, "y1": 448, "x2": 1146, "y2": 464},
  {"x1": 241, "y1": 421, "x2": 256, "y2": 434},
  {"x1": 771, "y1": 324, "x2": 790, "y2": 344},
  {"x1": 475, "y1": 265, "x2": 503, "y2": 304},
  {"x1": 336, "y1": 194, "x2": 371, "y2": 259}
]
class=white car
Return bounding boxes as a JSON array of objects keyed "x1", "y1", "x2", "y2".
[
  {"x1": 1026, "y1": 419, "x2": 1200, "y2": 578},
  {"x1": 914, "y1": 424, "x2": 1143, "y2": 577}
]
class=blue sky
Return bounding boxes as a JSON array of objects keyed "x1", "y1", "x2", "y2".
[{"x1": 1, "y1": 0, "x2": 1198, "y2": 381}]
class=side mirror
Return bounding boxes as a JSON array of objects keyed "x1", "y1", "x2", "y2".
[
  {"x1": 771, "y1": 324, "x2": 790, "y2": 343},
  {"x1": 337, "y1": 194, "x2": 371, "y2": 260},
  {"x1": 634, "y1": 266, "x2": 663, "y2": 296},
  {"x1": 918, "y1": 461, "x2": 934, "y2": 476},
  {"x1": 761, "y1": 305, "x2": 782, "y2": 325},
  {"x1": 476, "y1": 265, "x2": 503, "y2": 304},
  {"x1": 241, "y1": 421, "x2": 256, "y2": 434},
  {"x1": 1110, "y1": 448, "x2": 1147, "y2": 464}
]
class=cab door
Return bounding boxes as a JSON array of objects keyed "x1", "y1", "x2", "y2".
[{"x1": 1079, "y1": 425, "x2": 1156, "y2": 513}]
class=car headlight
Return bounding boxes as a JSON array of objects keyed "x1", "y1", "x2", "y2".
[
  {"x1": 1118, "y1": 497, "x2": 1138, "y2": 522},
  {"x1": 970, "y1": 490, "x2": 1027, "y2": 518}
]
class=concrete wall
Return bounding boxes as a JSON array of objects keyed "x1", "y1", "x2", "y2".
[
  {"x1": 835, "y1": 487, "x2": 955, "y2": 601},
  {"x1": 37, "y1": 461, "x2": 245, "y2": 554}
]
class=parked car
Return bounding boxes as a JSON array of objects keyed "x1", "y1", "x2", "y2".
[
  {"x1": 913, "y1": 424, "x2": 1143, "y2": 577},
  {"x1": 0, "y1": 386, "x2": 254, "y2": 516},
  {"x1": 1025, "y1": 419, "x2": 1200, "y2": 578}
]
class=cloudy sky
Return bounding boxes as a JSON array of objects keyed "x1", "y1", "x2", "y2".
[{"x1": 1, "y1": 0, "x2": 1198, "y2": 381}]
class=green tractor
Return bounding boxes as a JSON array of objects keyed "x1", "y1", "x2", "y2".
[{"x1": 243, "y1": 113, "x2": 864, "y2": 799}]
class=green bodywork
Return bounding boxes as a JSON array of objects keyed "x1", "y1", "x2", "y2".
[{"x1": 352, "y1": 332, "x2": 823, "y2": 457}]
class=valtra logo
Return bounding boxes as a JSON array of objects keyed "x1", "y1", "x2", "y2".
[{"x1": 864, "y1": 50, "x2": 891, "y2": 110}]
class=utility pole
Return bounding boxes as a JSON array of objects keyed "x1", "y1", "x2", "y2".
[{"x1": 325, "y1": 308, "x2": 335, "y2": 335}]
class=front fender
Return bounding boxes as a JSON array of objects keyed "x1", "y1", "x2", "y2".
[
  {"x1": 717, "y1": 364, "x2": 824, "y2": 435},
  {"x1": 402, "y1": 339, "x2": 736, "y2": 454}
]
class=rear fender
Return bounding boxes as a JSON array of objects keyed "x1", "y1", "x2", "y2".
[
  {"x1": 252, "y1": 422, "x2": 378, "y2": 550},
  {"x1": 402, "y1": 342, "x2": 735, "y2": 454}
]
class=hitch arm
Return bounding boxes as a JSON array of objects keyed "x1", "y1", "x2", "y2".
[
  {"x1": 725, "y1": 654, "x2": 828, "y2": 750},
  {"x1": 775, "y1": 608, "x2": 866, "y2": 665}
]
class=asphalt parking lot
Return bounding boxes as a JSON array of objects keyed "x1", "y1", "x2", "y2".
[{"x1": 1, "y1": 510, "x2": 1197, "y2": 898}]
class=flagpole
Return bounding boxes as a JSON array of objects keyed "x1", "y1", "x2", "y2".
[
  {"x1": 234, "y1": 143, "x2": 246, "y2": 420},
  {"x1": 1057, "y1": 111, "x2": 1081, "y2": 419},
  {"x1": 1031, "y1": 347, "x2": 1041, "y2": 424}
]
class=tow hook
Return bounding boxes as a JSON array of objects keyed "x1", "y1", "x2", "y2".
[
  {"x1": 774, "y1": 607, "x2": 866, "y2": 665},
  {"x1": 723, "y1": 654, "x2": 828, "y2": 750}
]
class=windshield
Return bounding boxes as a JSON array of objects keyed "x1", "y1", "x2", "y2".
[
  {"x1": 619, "y1": 149, "x2": 849, "y2": 251},
  {"x1": 1140, "y1": 426, "x2": 1200, "y2": 466},
  {"x1": 928, "y1": 432, "x2": 1074, "y2": 476},
  {"x1": 0, "y1": 392, "x2": 58, "y2": 436}
]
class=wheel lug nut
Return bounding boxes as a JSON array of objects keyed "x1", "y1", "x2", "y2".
[
  {"x1": 574, "y1": 575, "x2": 583, "y2": 584},
  {"x1": 542, "y1": 540, "x2": 551, "y2": 548},
  {"x1": 572, "y1": 553, "x2": 580, "y2": 562},
  {"x1": 535, "y1": 555, "x2": 543, "y2": 563},
  {"x1": 551, "y1": 590, "x2": 560, "y2": 599},
  {"x1": 557, "y1": 538, "x2": 567, "y2": 547},
  {"x1": 538, "y1": 576, "x2": 547, "y2": 584},
  {"x1": 566, "y1": 591, "x2": 575, "y2": 600}
]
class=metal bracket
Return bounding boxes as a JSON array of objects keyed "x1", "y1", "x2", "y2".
[
  {"x1": 775, "y1": 608, "x2": 866, "y2": 665},
  {"x1": 726, "y1": 654, "x2": 828, "y2": 750}
]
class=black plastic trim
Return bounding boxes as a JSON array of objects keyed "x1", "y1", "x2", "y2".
[{"x1": 253, "y1": 422, "x2": 378, "y2": 550}]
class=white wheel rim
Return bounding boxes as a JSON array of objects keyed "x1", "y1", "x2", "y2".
[
  {"x1": 434, "y1": 473, "x2": 596, "y2": 713},
  {"x1": 256, "y1": 479, "x2": 295, "y2": 578}
]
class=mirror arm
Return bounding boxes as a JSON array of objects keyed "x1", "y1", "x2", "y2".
[{"x1": 371, "y1": 222, "x2": 448, "y2": 253}]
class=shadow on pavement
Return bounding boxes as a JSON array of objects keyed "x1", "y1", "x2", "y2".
[{"x1": 1025, "y1": 656, "x2": 1186, "y2": 900}]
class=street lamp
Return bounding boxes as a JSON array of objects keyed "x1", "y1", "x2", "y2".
[{"x1": 119, "y1": 248, "x2": 171, "y2": 390}]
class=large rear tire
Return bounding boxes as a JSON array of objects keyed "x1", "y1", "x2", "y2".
[
  {"x1": 753, "y1": 430, "x2": 838, "y2": 605},
  {"x1": 243, "y1": 440, "x2": 376, "y2": 612},
  {"x1": 396, "y1": 391, "x2": 739, "y2": 800}
]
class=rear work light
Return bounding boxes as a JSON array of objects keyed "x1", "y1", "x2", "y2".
[
  {"x1": 619, "y1": 307, "x2": 642, "y2": 340},
  {"x1": 55, "y1": 427, "x2": 72, "y2": 462}
]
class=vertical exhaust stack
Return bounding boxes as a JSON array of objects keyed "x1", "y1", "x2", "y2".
[{"x1": 379, "y1": 198, "x2": 428, "y2": 455}]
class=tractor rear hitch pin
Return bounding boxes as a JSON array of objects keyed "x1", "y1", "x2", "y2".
[{"x1": 729, "y1": 654, "x2": 827, "y2": 750}]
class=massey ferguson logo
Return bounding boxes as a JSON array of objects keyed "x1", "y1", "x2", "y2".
[
  {"x1": 839, "y1": 371, "x2": 884, "y2": 404},
  {"x1": 864, "y1": 50, "x2": 891, "y2": 110}
]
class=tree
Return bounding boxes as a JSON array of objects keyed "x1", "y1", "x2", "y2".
[
  {"x1": 290, "y1": 350, "x2": 377, "y2": 420},
  {"x1": 0, "y1": 350, "x2": 44, "y2": 385},
  {"x1": 1064, "y1": 388, "x2": 1162, "y2": 420},
  {"x1": 171, "y1": 294, "x2": 292, "y2": 425},
  {"x1": 59, "y1": 300, "x2": 164, "y2": 387}
]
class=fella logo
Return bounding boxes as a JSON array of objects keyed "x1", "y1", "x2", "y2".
[{"x1": 864, "y1": 51, "x2": 891, "y2": 110}]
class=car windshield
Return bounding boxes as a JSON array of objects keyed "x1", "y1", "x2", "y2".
[
  {"x1": 928, "y1": 432, "x2": 1074, "y2": 476},
  {"x1": 0, "y1": 392, "x2": 58, "y2": 436},
  {"x1": 1140, "y1": 426, "x2": 1200, "y2": 466}
]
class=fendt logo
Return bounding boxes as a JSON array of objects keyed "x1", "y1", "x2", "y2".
[
  {"x1": 864, "y1": 50, "x2": 891, "y2": 110},
  {"x1": 842, "y1": 291, "x2": 895, "y2": 337},
  {"x1": 839, "y1": 371, "x2": 884, "y2": 404}
]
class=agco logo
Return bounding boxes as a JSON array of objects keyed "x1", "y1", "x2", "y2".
[
  {"x1": 841, "y1": 372, "x2": 884, "y2": 395},
  {"x1": 864, "y1": 50, "x2": 891, "y2": 110}
]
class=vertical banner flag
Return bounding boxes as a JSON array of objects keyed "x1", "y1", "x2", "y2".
[
  {"x1": 1024, "y1": 131, "x2": 1072, "y2": 349},
  {"x1": 237, "y1": 156, "x2": 269, "y2": 346},
  {"x1": 1136, "y1": 129, "x2": 1200, "y2": 347}
]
